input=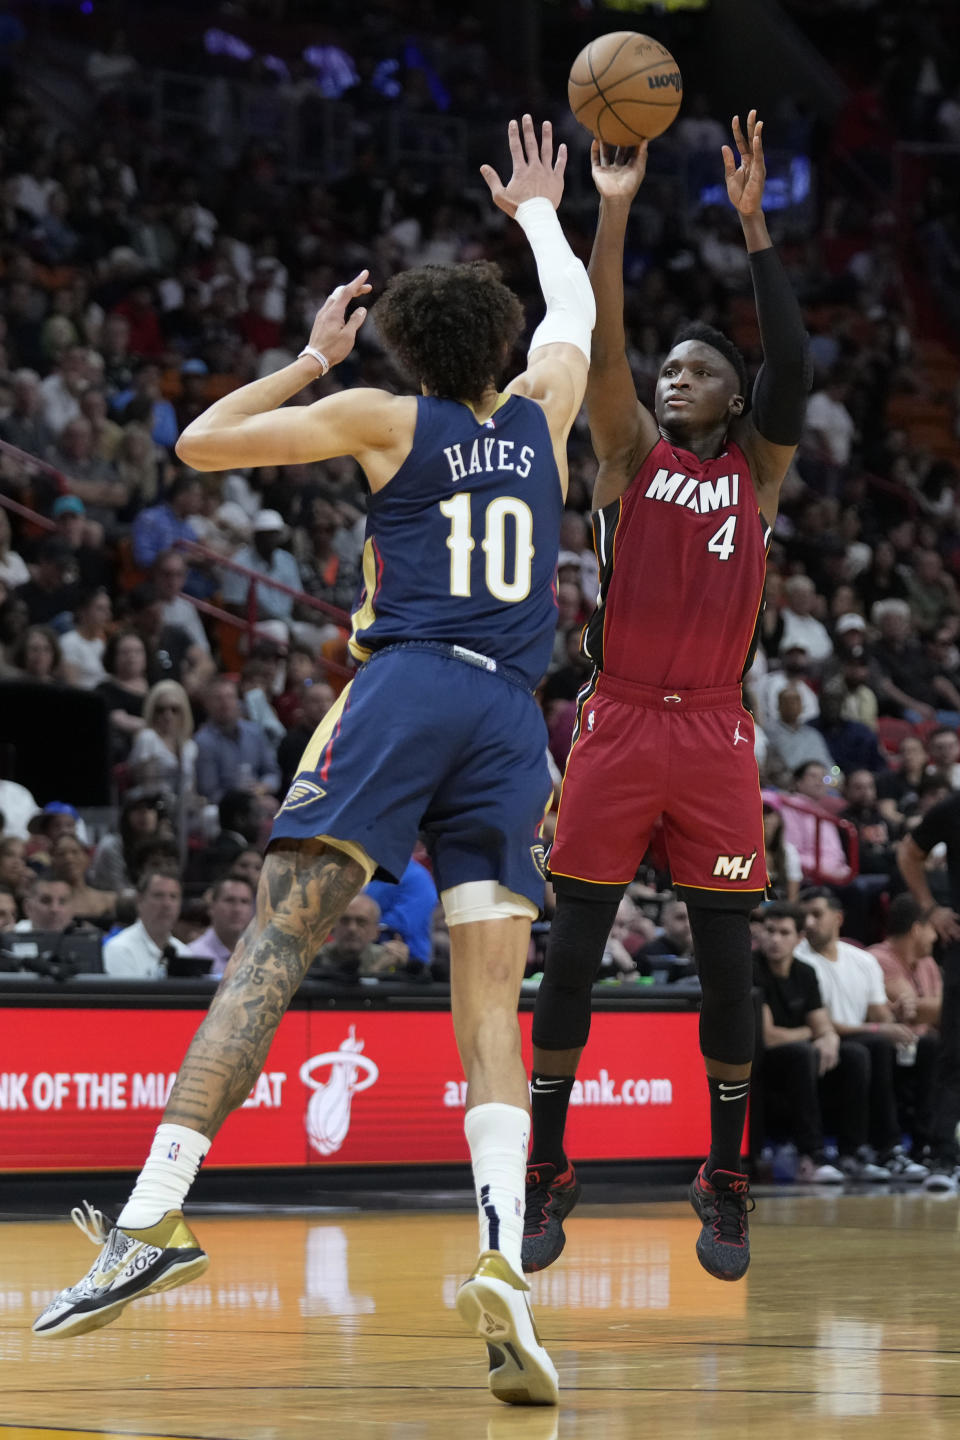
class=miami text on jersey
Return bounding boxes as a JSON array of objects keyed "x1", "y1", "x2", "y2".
[{"x1": 644, "y1": 467, "x2": 740, "y2": 513}]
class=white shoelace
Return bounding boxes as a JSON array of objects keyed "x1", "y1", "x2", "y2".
[{"x1": 71, "y1": 1201, "x2": 110, "y2": 1245}]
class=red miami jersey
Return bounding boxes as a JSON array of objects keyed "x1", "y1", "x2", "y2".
[{"x1": 583, "y1": 437, "x2": 771, "y2": 690}]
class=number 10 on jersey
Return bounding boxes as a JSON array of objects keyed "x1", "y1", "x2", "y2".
[{"x1": 440, "y1": 494, "x2": 535, "y2": 602}]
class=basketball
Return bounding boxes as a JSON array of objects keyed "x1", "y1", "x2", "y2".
[{"x1": 568, "y1": 32, "x2": 683, "y2": 146}]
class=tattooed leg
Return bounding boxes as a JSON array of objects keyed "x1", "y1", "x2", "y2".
[{"x1": 164, "y1": 839, "x2": 366, "y2": 1138}]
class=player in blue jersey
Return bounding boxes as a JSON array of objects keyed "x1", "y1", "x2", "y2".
[{"x1": 36, "y1": 116, "x2": 593, "y2": 1408}]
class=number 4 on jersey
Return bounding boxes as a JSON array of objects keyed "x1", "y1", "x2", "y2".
[{"x1": 707, "y1": 516, "x2": 736, "y2": 561}]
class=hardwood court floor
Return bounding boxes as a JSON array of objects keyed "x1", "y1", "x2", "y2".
[{"x1": 3, "y1": 1192, "x2": 960, "y2": 1440}]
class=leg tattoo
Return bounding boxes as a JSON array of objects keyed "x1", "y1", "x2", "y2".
[{"x1": 164, "y1": 840, "x2": 365, "y2": 1137}]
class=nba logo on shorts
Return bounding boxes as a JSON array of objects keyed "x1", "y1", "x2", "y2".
[{"x1": 587, "y1": 709, "x2": 595, "y2": 732}]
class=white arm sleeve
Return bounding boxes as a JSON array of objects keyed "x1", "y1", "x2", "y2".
[{"x1": 515, "y1": 197, "x2": 595, "y2": 361}]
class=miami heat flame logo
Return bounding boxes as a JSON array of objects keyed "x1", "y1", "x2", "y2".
[{"x1": 299, "y1": 1027, "x2": 379, "y2": 1157}]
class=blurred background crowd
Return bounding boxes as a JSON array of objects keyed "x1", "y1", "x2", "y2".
[{"x1": 0, "y1": 0, "x2": 959, "y2": 1172}]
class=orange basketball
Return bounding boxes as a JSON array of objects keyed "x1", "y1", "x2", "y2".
[{"x1": 568, "y1": 32, "x2": 683, "y2": 146}]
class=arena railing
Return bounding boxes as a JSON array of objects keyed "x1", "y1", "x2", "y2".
[
  {"x1": 0, "y1": 445, "x2": 354, "y2": 681},
  {"x1": 174, "y1": 538, "x2": 354, "y2": 680}
]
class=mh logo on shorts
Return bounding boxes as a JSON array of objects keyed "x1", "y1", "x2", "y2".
[
  {"x1": 712, "y1": 851, "x2": 758, "y2": 882},
  {"x1": 280, "y1": 778, "x2": 327, "y2": 812}
]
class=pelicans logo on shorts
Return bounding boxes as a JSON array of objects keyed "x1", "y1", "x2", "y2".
[
  {"x1": 280, "y1": 778, "x2": 327, "y2": 813},
  {"x1": 530, "y1": 842, "x2": 547, "y2": 879}
]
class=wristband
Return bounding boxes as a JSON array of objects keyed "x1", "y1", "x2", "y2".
[{"x1": 298, "y1": 345, "x2": 330, "y2": 376}]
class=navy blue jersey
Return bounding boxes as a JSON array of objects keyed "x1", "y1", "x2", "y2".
[{"x1": 349, "y1": 394, "x2": 563, "y2": 690}]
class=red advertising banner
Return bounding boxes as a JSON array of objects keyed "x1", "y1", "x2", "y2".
[{"x1": 0, "y1": 1007, "x2": 709, "y2": 1171}]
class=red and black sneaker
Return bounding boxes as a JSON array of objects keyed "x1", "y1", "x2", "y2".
[
  {"x1": 521, "y1": 1160, "x2": 581, "y2": 1274},
  {"x1": 688, "y1": 1164, "x2": 754, "y2": 1282}
]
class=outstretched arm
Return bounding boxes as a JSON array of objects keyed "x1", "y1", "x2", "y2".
[
  {"x1": 482, "y1": 115, "x2": 592, "y2": 484},
  {"x1": 585, "y1": 142, "x2": 660, "y2": 510},
  {"x1": 726, "y1": 112, "x2": 812, "y2": 521},
  {"x1": 175, "y1": 273, "x2": 412, "y2": 484}
]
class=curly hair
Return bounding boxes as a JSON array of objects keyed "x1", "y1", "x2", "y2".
[
  {"x1": 375, "y1": 262, "x2": 524, "y2": 404},
  {"x1": 669, "y1": 322, "x2": 748, "y2": 395}
]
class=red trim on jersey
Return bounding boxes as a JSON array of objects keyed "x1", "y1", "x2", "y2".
[
  {"x1": 370, "y1": 538, "x2": 384, "y2": 607},
  {"x1": 320, "y1": 687, "x2": 353, "y2": 784}
]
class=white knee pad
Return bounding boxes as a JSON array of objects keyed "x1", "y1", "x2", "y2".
[{"x1": 441, "y1": 880, "x2": 538, "y2": 926}]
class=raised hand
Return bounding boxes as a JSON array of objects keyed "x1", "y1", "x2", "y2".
[
  {"x1": 590, "y1": 138, "x2": 649, "y2": 204},
  {"x1": 304, "y1": 269, "x2": 372, "y2": 369},
  {"x1": 722, "y1": 110, "x2": 766, "y2": 217},
  {"x1": 480, "y1": 115, "x2": 567, "y2": 218}
]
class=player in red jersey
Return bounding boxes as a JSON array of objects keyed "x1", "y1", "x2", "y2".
[{"x1": 524, "y1": 113, "x2": 811, "y2": 1281}]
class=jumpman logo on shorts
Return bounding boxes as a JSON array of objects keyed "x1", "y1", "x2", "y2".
[{"x1": 733, "y1": 720, "x2": 748, "y2": 746}]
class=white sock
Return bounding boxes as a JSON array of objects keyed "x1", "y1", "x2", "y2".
[
  {"x1": 117, "y1": 1124, "x2": 211, "y2": 1230},
  {"x1": 464, "y1": 1102, "x2": 529, "y2": 1274}
]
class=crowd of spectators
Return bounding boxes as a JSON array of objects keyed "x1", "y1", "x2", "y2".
[{"x1": 0, "y1": 5, "x2": 959, "y2": 1174}]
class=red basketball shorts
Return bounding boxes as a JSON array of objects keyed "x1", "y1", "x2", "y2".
[{"x1": 548, "y1": 672, "x2": 767, "y2": 903}]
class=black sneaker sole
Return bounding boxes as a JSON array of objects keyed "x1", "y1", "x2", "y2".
[{"x1": 521, "y1": 1175, "x2": 582, "y2": 1275}]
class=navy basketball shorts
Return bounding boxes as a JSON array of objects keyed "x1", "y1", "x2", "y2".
[
  {"x1": 270, "y1": 645, "x2": 552, "y2": 910},
  {"x1": 548, "y1": 672, "x2": 767, "y2": 906}
]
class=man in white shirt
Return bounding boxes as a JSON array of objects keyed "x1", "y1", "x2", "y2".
[
  {"x1": 779, "y1": 576, "x2": 833, "y2": 664},
  {"x1": 189, "y1": 876, "x2": 255, "y2": 979},
  {"x1": 103, "y1": 869, "x2": 189, "y2": 979},
  {"x1": 804, "y1": 375, "x2": 856, "y2": 469},
  {"x1": 753, "y1": 641, "x2": 820, "y2": 729},
  {"x1": 796, "y1": 889, "x2": 927, "y2": 1179}
]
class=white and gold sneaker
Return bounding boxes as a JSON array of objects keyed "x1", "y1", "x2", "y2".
[
  {"x1": 456, "y1": 1250, "x2": 559, "y2": 1406},
  {"x1": 33, "y1": 1202, "x2": 209, "y2": 1338}
]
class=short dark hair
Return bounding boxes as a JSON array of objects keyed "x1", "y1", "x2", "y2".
[
  {"x1": 102, "y1": 628, "x2": 145, "y2": 675},
  {"x1": 793, "y1": 759, "x2": 826, "y2": 782},
  {"x1": 25, "y1": 872, "x2": 71, "y2": 896},
  {"x1": 130, "y1": 836, "x2": 179, "y2": 882},
  {"x1": 927, "y1": 726, "x2": 958, "y2": 745},
  {"x1": 137, "y1": 864, "x2": 181, "y2": 894},
  {"x1": 762, "y1": 900, "x2": 805, "y2": 931},
  {"x1": 668, "y1": 322, "x2": 747, "y2": 394},
  {"x1": 375, "y1": 261, "x2": 525, "y2": 405},
  {"x1": 211, "y1": 874, "x2": 254, "y2": 901},
  {"x1": 168, "y1": 472, "x2": 202, "y2": 501},
  {"x1": 887, "y1": 893, "x2": 924, "y2": 937},
  {"x1": 153, "y1": 548, "x2": 186, "y2": 575},
  {"x1": 76, "y1": 585, "x2": 109, "y2": 615},
  {"x1": 12, "y1": 624, "x2": 61, "y2": 672},
  {"x1": 800, "y1": 886, "x2": 843, "y2": 912},
  {"x1": 218, "y1": 788, "x2": 260, "y2": 838}
]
